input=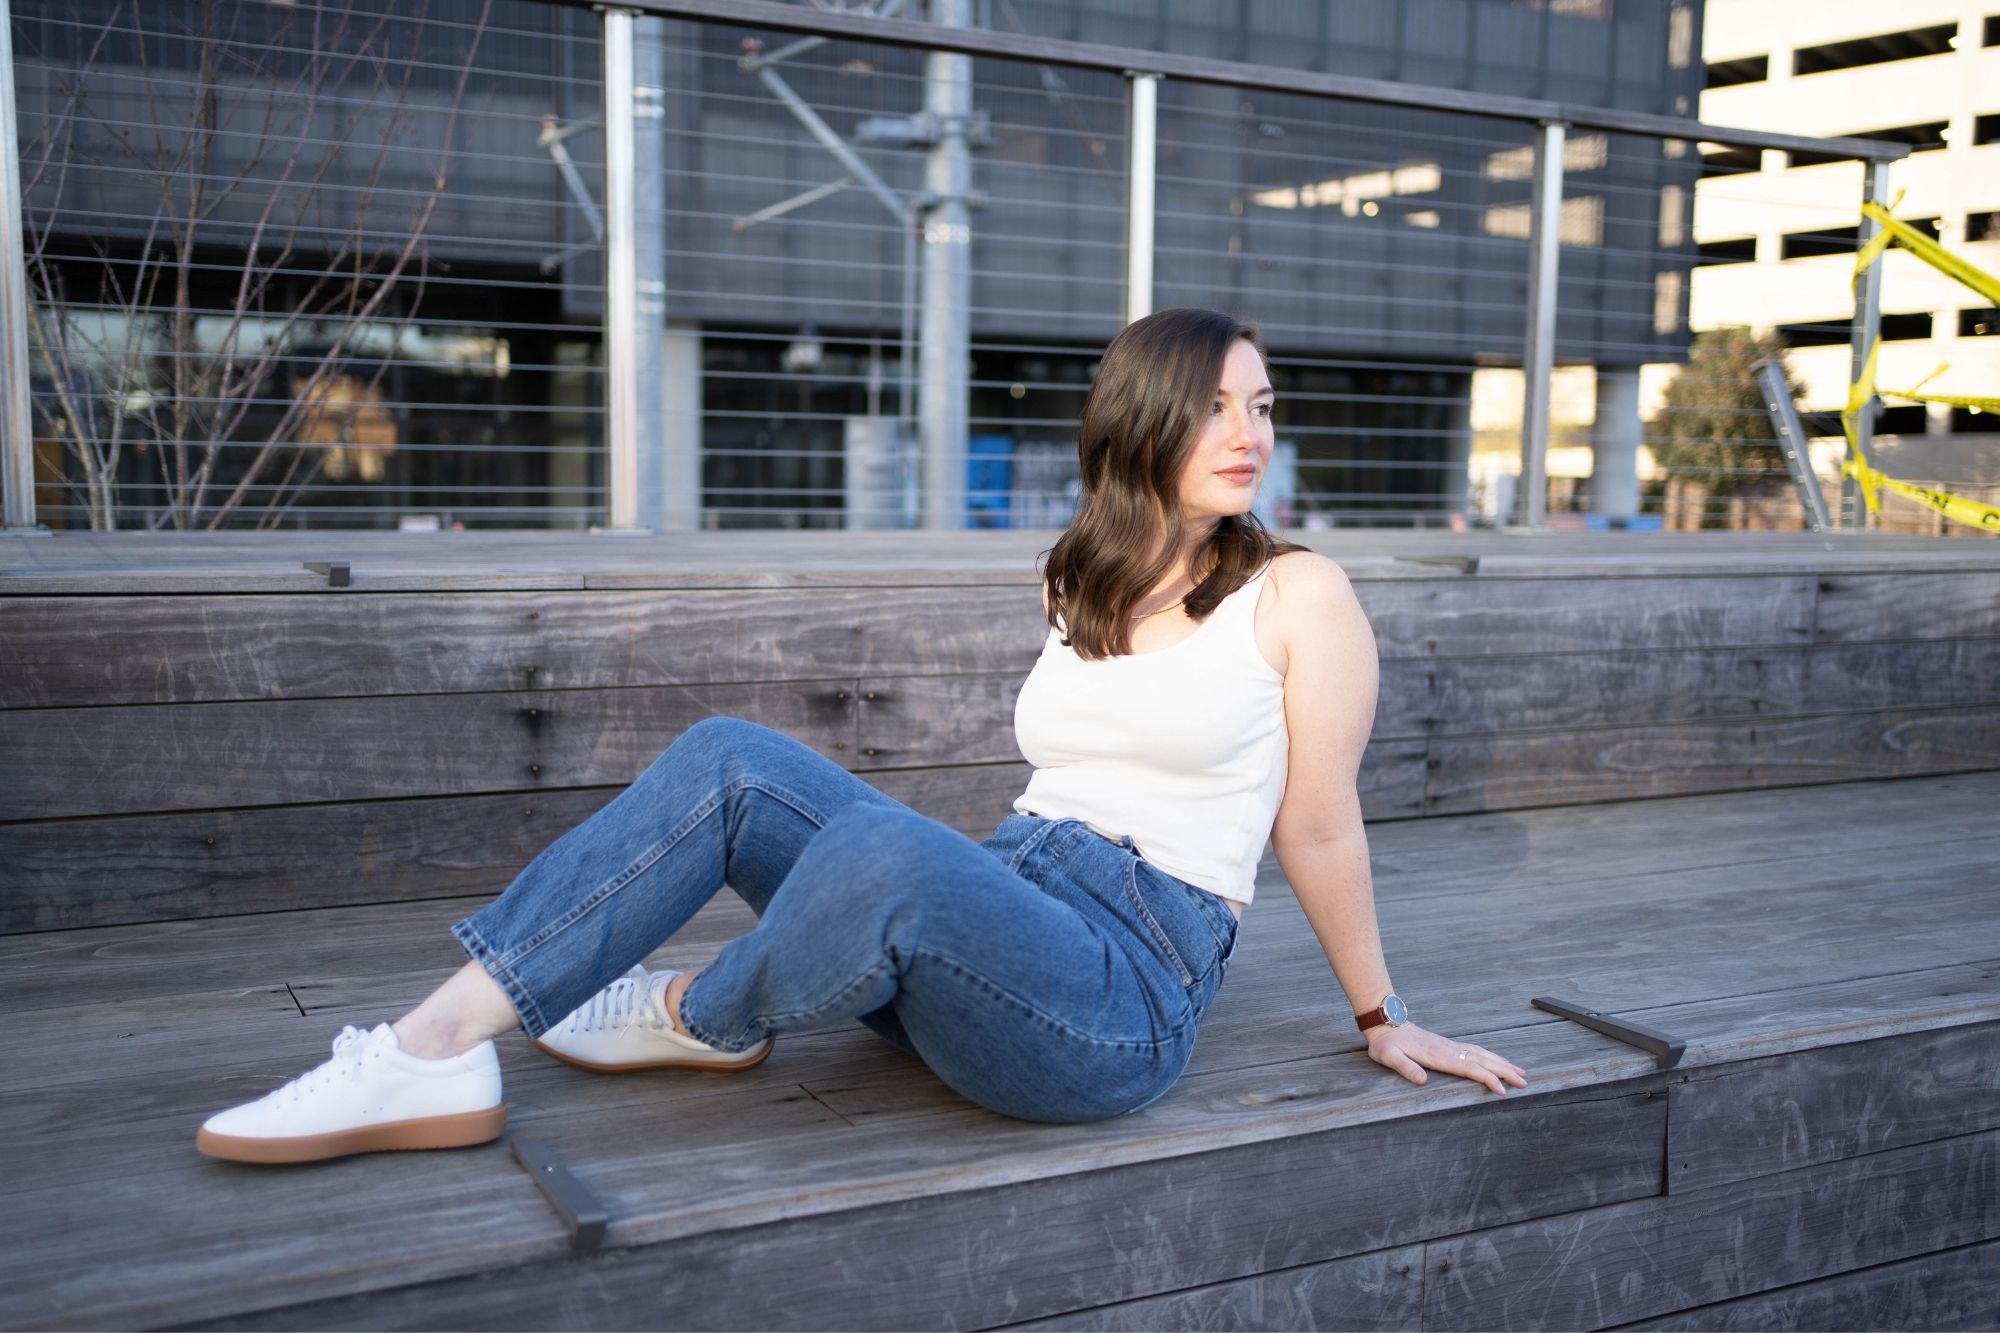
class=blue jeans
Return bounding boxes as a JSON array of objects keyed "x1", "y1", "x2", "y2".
[{"x1": 451, "y1": 716, "x2": 1240, "y2": 1123}]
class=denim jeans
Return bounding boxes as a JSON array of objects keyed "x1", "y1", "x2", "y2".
[{"x1": 452, "y1": 716, "x2": 1240, "y2": 1123}]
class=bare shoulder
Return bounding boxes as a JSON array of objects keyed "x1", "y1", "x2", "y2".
[
  {"x1": 1269, "y1": 548, "x2": 1352, "y2": 600},
  {"x1": 1267, "y1": 551, "x2": 1366, "y2": 646}
]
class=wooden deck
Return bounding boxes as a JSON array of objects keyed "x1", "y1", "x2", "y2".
[
  {"x1": 3, "y1": 528, "x2": 1997, "y2": 1327},
  {"x1": 4, "y1": 770, "x2": 1997, "y2": 1330}
]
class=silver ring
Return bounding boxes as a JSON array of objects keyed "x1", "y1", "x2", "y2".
[{"x1": 1456, "y1": 1049, "x2": 1469, "y2": 1060}]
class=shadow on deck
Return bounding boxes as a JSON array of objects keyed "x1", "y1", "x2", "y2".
[{"x1": 4, "y1": 771, "x2": 1997, "y2": 1329}]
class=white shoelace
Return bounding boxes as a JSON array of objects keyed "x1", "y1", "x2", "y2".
[
  {"x1": 567, "y1": 969, "x2": 670, "y2": 1037},
  {"x1": 270, "y1": 1024, "x2": 376, "y2": 1106}
]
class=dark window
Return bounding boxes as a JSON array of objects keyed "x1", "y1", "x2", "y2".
[
  {"x1": 1777, "y1": 320, "x2": 1853, "y2": 347},
  {"x1": 1778, "y1": 312, "x2": 1931, "y2": 347},
  {"x1": 1781, "y1": 218, "x2": 1939, "y2": 259},
  {"x1": 1699, "y1": 142, "x2": 1762, "y2": 177},
  {"x1": 1792, "y1": 24, "x2": 1957, "y2": 76},
  {"x1": 1960, "y1": 308, "x2": 2000, "y2": 336},
  {"x1": 1986, "y1": 15, "x2": 2000, "y2": 46},
  {"x1": 1697, "y1": 236, "x2": 1758, "y2": 264},
  {"x1": 1781, "y1": 225, "x2": 1858, "y2": 259},
  {"x1": 1969, "y1": 212, "x2": 2000, "y2": 243},
  {"x1": 1975, "y1": 114, "x2": 2000, "y2": 145},
  {"x1": 1953, "y1": 406, "x2": 2000, "y2": 432},
  {"x1": 1705, "y1": 55, "x2": 1768, "y2": 88},
  {"x1": 1874, "y1": 405, "x2": 1928, "y2": 434}
]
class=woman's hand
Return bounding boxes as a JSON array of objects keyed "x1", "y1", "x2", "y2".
[{"x1": 1365, "y1": 1023, "x2": 1527, "y2": 1095}]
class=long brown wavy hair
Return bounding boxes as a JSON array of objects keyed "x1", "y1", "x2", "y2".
[{"x1": 1040, "y1": 308, "x2": 1310, "y2": 660}]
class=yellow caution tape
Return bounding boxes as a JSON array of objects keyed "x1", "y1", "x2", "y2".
[
  {"x1": 1842, "y1": 206, "x2": 2000, "y2": 533},
  {"x1": 1859, "y1": 201, "x2": 2000, "y2": 306},
  {"x1": 1843, "y1": 457, "x2": 2000, "y2": 532},
  {"x1": 1881, "y1": 386, "x2": 2000, "y2": 414}
]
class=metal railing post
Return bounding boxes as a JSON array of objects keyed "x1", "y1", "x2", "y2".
[
  {"x1": 1753, "y1": 358, "x2": 1832, "y2": 533},
  {"x1": 601, "y1": 6, "x2": 640, "y2": 530},
  {"x1": 1518, "y1": 119, "x2": 1565, "y2": 532},
  {"x1": 1847, "y1": 159, "x2": 1890, "y2": 531},
  {"x1": 919, "y1": 0, "x2": 972, "y2": 530},
  {"x1": 1123, "y1": 71, "x2": 1158, "y2": 325},
  {"x1": 2, "y1": 0, "x2": 41, "y2": 532}
]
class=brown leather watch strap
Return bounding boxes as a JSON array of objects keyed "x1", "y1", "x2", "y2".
[{"x1": 1356, "y1": 994, "x2": 1408, "y2": 1032}]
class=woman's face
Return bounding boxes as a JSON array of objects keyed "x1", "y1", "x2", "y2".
[{"x1": 1176, "y1": 338, "x2": 1275, "y2": 528}]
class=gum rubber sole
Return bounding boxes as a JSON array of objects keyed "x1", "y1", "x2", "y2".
[
  {"x1": 195, "y1": 1104, "x2": 508, "y2": 1165},
  {"x1": 531, "y1": 1036, "x2": 773, "y2": 1075}
]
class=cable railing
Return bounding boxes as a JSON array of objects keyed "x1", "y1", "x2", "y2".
[{"x1": 7, "y1": 0, "x2": 1970, "y2": 536}]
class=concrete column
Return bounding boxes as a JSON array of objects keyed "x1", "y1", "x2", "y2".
[
  {"x1": 919, "y1": 0, "x2": 972, "y2": 530},
  {"x1": 601, "y1": 7, "x2": 639, "y2": 529},
  {"x1": 2, "y1": 0, "x2": 40, "y2": 531},
  {"x1": 627, "y1": 18, "x2": 678, "y2": 531},
  {"x1": 1591, "y1": 366, "x2": 1642, "y2": 527},
  {"x1": 659, "y1": 324, "x2": 703, "y2": 530}
]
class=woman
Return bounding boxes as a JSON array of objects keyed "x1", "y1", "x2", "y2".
[{"x1": 197, "y1": 308, "x2": 1525, "y2": 1164}]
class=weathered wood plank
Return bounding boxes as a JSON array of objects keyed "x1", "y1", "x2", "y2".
[
  {"x1": 5, "y1": 527, "x2": 1993, "y2": 598},
  {"x1": 858, "y1": 671, "x2": 1023, "y2": 766},
  {"x1": 0, "y1": 763, "x2": 1032, "y2": 933},
  {"x1": 1424, "y1": 703, "x2": 2000, "y2": 812},
  {"x1": 866, "y1": 759, "x2": 1037, "y2": 835},
  {"x1": 0, "y1": 894, "x2": 759, "y2": 1015},
  {"x1": 1418, "y1": 1128, "x2": 2000, "y2": 1331},
  {"x1": 1322, "y1": 785, "x2": 1966, "y2": 908},
  {"x1": 1815, "y1": 570, "x2": 2000, "y2": 641},
  {"x1": 2, "y1": 686, "x2": 857, "y2": 821},
  {"x1": 1363, "y1": 770, "x2": 2000, "y2": 900},
  {"x1": 0, "y1": 1080, "x2": 853, "y2": 1333},
  {"x1": 1667, "y1": 1023, "x2": 2000, "y2": 1193},
  {"x1": 1626, "y1": 1238, "x2": 2000, "y2": 1331},
  {"x1": 0, "y1": 587, "x2": 1047, "y2": 710},
  {"x1": 190, "y1": 1084, "x2": 1668, "y2": 1332},
  {"x1": 1804, "y1": 637, "x2": 2000, "y2": 710},
  {"x1": 0, "y1": 789, "x2": 616, "y2": 933},
  {"x1": 1355, "y1": 575, "x2": 1813, "y2": 658},
  {"x1": 1384, "y1": 647, "x2": 1810, "y2": 739},
  {"x1": 4, "y1": 577, "x2": 1899, "y2": 718},
  {"x1": 947, "y1": 1245, "x2": 1427, "y2": 1330}
]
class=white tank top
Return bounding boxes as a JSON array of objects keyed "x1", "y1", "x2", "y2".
[{"x1": 1011, "y1": 563, "x2": 1288, "y2": 907}]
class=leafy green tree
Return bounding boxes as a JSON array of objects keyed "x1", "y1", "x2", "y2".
[{"x1": 1648, "y1": 327, "x2": 1806, "y2": 512}]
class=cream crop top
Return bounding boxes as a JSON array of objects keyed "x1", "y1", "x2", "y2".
[{"x1": 1011, "y1": 562, "x2": 1288, "y2": 907}]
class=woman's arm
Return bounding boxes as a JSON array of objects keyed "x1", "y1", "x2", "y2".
[{"x1": 1268, "y1": 553, "x2": 1526, "y2": 1096}]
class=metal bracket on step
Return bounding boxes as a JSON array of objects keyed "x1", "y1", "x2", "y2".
[
  {"x1": 303, "y1": 561, "x2": 350, "y2": 588},
  {"x1": 1394, "y1": 554, "x2": 1479, "y2": 575},
  {"x1": 511, "y1": 1137, "x2": 608, "y2": 1253},
  {"x1": 1532, "y1": 996, "x2": 1686, "y2": 1069}
]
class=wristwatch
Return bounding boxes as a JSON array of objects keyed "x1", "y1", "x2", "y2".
[{"x1": 1355, "y1": 993, "x2": 1408, "y2": 1033}]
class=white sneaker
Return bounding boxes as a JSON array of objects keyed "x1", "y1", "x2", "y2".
[
  {"x1": 532, "y1": 966, "x2": 773, "y2": 1073},
  {"x1": 197, "y1": 1024, "x2": 505, "y2": 1165}
]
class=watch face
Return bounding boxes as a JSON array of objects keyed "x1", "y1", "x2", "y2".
[{"x1": 1383, "y1": 995, "x2": 1408, "y2": 1026}]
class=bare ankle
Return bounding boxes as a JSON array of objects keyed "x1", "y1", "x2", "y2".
[
  {"x1": 392, "y1": 960, "x2": 522, "y2": 1060},
  {"x1": 665, "y1": 969, "x2": 700, "y2": 1037},
  {"x1": 392, "y1": 1015, "x2": 483, "y2": 1061}
]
